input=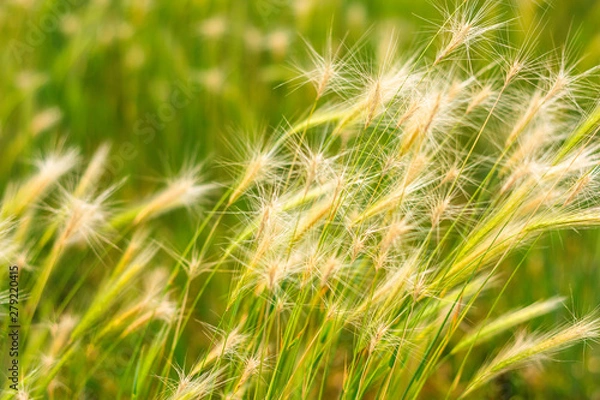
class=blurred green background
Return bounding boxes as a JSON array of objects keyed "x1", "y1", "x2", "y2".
[{"x1": 1, "y1": 0, "x2": 599, "y2": 398}]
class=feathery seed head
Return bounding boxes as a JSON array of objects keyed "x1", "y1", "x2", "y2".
[
  {"x1": 121, "y1": 297, "x2": 177, "y2": 337},
  {"x1": 295, "y1": 36, "x2": 349, "y2": 99},
  {"x1": 435, "y1": 1, "x2": 505, "y2": 65},
  {"x1": 379, "y1": 216, "x2": 412, "y2": 255},
  {"x1": 192, "y1": 326, "x2": 248, "y2": 375},
  {"x1": 256, "y1": 255, "x2": 300, "y2": 294},
  {"x1": 52, "y1": 186, "x2": 115, "y2": 249},
  {"x1": 165, "y1": 368, "x2": 222, "y2": 400},
  {"x1": 2, "y1": 147, "x2": 79, "y2": 217},
  {"x1": 35, "y1": 148, "x2": 80, "y2": 185},
  {"x1": 228, "y1": 144, "x2": 282, "y2": 205},
  {"x1": 134, "y1": 166, "x2": 214, "y2": 224},
  {"x1": 466, "y1": 84, "x2": 494, "y2": 114},
  {"x1": 75, "y1": 143, "x2": 111, "y2": 197},
  {"x1": 464, "y1": 315, "x2": 600, "y2": 397}
]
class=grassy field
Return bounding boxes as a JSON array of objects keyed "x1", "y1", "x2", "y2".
[{"x1": 1, "y1": 0, "x2": 600, "y2": 398}]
